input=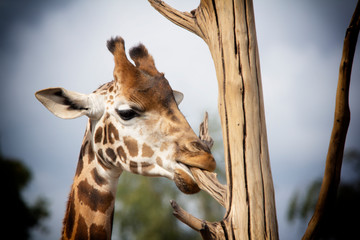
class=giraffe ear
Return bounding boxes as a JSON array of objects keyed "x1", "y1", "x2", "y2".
[
  {"x1": 35, "y1": 87, "x2": 102, "y2": 119},
  {"x1": 173, "y1": 90, "x2": 184, "y2": 105}
]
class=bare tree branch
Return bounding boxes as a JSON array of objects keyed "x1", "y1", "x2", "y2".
[
  {"x1": 191, "y1": 112, "x2": 227, "y2": 207},
  {"x1": 199, "y1": 112, "x2": 214, "y2": 149},
  {"x1": 170, "y1": 200, "x2": 203, "y2": 231},
  {"x1": 303, "y1": 1, "x2": 360, "y2": 239},
  {"x1": 170, "y1": 200, "x2": 226, "y2": 240},
  {"x1": 147, "y1": 0, "x2": 204, "y2": 39},
  {"x1": 170, "y1": 112, "x2": 228, "y2": 239},
  {"x1": 190, "y1": 168, "x2": 227, "y2": 207}
]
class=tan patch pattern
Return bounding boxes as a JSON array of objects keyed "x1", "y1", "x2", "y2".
[
  {"x1": 160, "y1": 142, "x2": 168, "y2": 152},
  {"x1": 74, "y1": 214, "x2": 88, "y2": 239},
  {"x1": 77, "y1": 179, "x2": 114, "y2": 213},
  {"x1": 116, "y1": 146, "x2": 127, "y2": 163},
  {"x1": 141, "y1": 143, "x2": 154, "y2": 158},
  {"x1": 156, "y1": 157, "x2": 163, "y2": 166},
  {"x1": 90, "y1": 223, "x2": 108, "y2": 240},
  {"x1": 141, "y1": 162, "x2": 155, "y2": 172},
  {"x1": 123, "y1": 136, "x2": 138, "y2": 157},
  {"x1": 94, "y1": 127, "x2": 103, "y2": 143},
  {"x1": 129, "y1": 161, "x2": 138, "y2": 174},
  {"x1": 107, "y1": 122, "x2": 119, "y2": 144}
]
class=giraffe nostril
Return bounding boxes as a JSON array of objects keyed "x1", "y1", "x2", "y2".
[
  {"x1": 190, "y1": 140, "x2": 211, "y2": 153},
  {"x1": 176, "y1": 139, "x2": 215, "y2": 172}
]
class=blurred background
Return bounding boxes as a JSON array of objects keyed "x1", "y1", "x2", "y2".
[{"x1": 0, "y1": 0, "x2": 359, "y2": 239}]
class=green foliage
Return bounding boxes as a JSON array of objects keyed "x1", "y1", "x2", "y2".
[
  {"x1": 0, "y1": 154, "x2": 49, "y2": 240},
  {"x1": 287, "y1": 180, "x2": 322, "y2": 222},
  {"x1": 115, "y1": 171, "x2": 225, "y2": 240},
  {"x1": 287, "y1": 149, "x2": 360, "y2": 239},
  {"x1": 115, "y1": 172, "x2": 198, "y2": 240}
]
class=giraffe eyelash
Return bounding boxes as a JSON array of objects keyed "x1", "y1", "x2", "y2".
[{"x1": 116, "y1": 108, "x2": 140, "y2": 121}]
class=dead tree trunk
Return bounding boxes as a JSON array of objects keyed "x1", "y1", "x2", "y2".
[{"x1": 149, "y1": 0, "x2": 278, "y2": 239}]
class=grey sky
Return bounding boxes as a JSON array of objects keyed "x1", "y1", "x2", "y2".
[{"x1": 0, "y1": 0, "x2": 359, "y2": 239}]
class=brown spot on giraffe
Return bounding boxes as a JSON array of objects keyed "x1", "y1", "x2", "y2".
[
  {"x1": 63, "y1": 190, "x2": 76, "y2": 239},
  {"x1": 168, "y1": 125, "x2": 180, "y2": 135},
  {"x1": 141, "y1": 143, "x2": 154, "y2": 158},
  {"x1": 156, "y1": 157, "x2": 163, "y2": 166},
  {"x1": 89, "y1": 120, "x2": 93, "y2": 134},
  {"x1": 141, "y1": 162, "x2": 155, "y2": 172},
  {"x1": 97, "y1": 149, "x2": 104, "y2": 161},
  {"x1": 160, "y1": 142, "x2": 168, "y2": 152},
  {"x1": 97, "y1": 150, "x2": 111, "y2": 170},
  {"x1": 91, "y1": 168, "x2": 108, "y2": 187},
  {"x1": 129, "y1": 161, "x2": 138, "y2": 174},
  {"x1": 170, "y1": 114, "x2": 180, "y2": 123},
  {"x1": 116, "y1": 146, "x2": 127, "y2": 163},
  {"x1": 77, "y1": 179, "x2": 114, "y2": 213},
  {"x1": 76, "y1": 141, "x2": 89, "y2": 177},
  {"x1": 94, "y1": 127, "x2": 103, "y2": 143},
  {"x1": 75, "y1": 157, "x2": 84, "y2": 178},
  {"x1": 89, "y1": 223, "x2": 107, "y2": 240},
  {"x1": 103, "y1": 125, "x2": 108, "y2": 145},
  {"x1": 105, "y1": 148, "x2": 117, "y2": 162},
  {"x1": 74, "y1": 214, "x2": 88, "y2": 240},
  {"x1": 123, "y1": 136, "x2": 138, "y2": 157},
  {"x1": 101, "y1": 114, "x2": 111, "y2": 145},
  {"x1": 107, "y1": 122, "x2": 119, "y2": 144},
  {"x1": 88, "y1": 142, "x2": 95, "y2": 164}
]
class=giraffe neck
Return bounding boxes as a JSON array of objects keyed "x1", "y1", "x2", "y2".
[{"x1": 61, "y1": 120, "x2": 122, "y2": 240}]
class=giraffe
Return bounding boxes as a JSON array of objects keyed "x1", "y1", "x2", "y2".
[{"x1": 35, "y1": 36, "x2": 216, "y2": 240}]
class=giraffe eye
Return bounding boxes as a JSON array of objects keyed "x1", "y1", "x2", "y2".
[{"x1": 116, "y1": 109, "x2": 140, "y2": 121}]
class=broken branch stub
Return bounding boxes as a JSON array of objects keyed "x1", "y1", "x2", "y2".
[
  {"x1": 190, "y1": 112, "x2": 227, "y2": 208},
  {"x1": 169, "y1": 112, "x2": 227, "y2": 239}
]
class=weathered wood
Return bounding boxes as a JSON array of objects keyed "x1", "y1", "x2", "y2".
[
  {"x1": 149, "y1": 0, "x2": 278, "y2": 239},
  {"x1": 170, "y1": 113, "x2": 226, "y2": 237},
  {"x1": 170, "y1": 200, "x2": 226, "y2": 240},
  {"x1": 302, "y1": 1, "x2": 360, "y2": 239},
  {"x1": 191, "y1": 112, "x2": 227, "y2": 208}
]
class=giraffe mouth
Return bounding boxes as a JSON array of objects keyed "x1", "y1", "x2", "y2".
[
  {"x1": 173, "y1": 150, "x2": 215, "y2": 194},
  {"x1": 173, "y1": 162, "x2": 200, "y2": 194},
  {"x1": 176, "y1": 162, "x2": 195, "y2": 180}
]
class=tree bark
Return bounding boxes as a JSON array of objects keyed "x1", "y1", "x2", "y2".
[
  {"x1": 302, "y1": 1, "x2": 360, "y2": 239},
  {"x1": 148, "y1": 0, "x2": 278, "y2": 239}
]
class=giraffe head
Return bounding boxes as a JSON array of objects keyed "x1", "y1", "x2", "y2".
[{"x1": 35, "y1": 37, "x2": 215, "y2": 194}]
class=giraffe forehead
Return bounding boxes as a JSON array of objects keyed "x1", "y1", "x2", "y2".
[
  {"x1": 95, "y1": 76, "x2": 179, "y2": 120},
  {"x1": 120, "y1": 75, "x2": 176, "y2": 111}
]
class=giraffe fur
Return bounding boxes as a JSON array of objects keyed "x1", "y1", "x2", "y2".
[{"x1": 35, "y1": 36, "x2": 216, "y2": 240}]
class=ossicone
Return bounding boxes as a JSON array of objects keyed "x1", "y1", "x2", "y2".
[
  {"x1": 107, "y1": 36, "x2": 125, "y2": 54},
  {"x1": 106, "y1": 36, "x2": 163, "y2": 85},
  {"x1": 107, "y1": 36, "x2": 139, "y2": 84},
  {"x1": 129, "y1": 43, "x2": 160, "y2": 77}
]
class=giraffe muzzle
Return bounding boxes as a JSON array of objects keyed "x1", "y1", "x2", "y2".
[
  {"x1": 174, "y1": 164, "x2": 200, "y2": 194},
  {"x1": 176, "y1": 140, "x2": 216, "y2": 172},
  {"x1": 173, "y1": 142, "x2": 216, "y2": 194}
]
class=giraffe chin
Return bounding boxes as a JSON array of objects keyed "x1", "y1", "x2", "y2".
[{"x1": 174, "y1": 167, "x2": 200, "y2": 194}]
